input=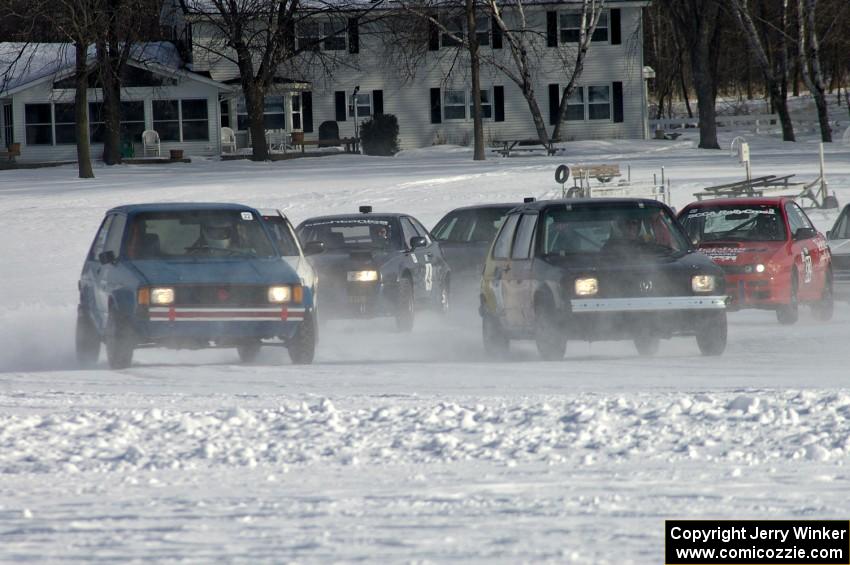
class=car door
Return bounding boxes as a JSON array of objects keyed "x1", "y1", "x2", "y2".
[
  {"x1": 81, "y1": 215, "x2": 113, "y2": 327},
  {"x1": 410, "y1": 216, "x2": 446, "y2": 301},
  {"x1": 399, "y1": 217, "x2": 428, "y2": 300},
  {"x1": 93, "y1": 214, "x2": 127, "y2": 327},
  {"x1": 508, "y1": 213, "x2": 538, "y2": 329},
  {"x1": 785, "y1": 201, "x2": 821, "y2": 300},
  {"x1": 489, "y1": 213, "x2": 521, "y2": 329}
]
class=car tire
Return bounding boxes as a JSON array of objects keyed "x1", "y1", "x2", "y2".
[
  {"x1": 288, "y1": 312, "x2": 316, "y2": 365},
  {"x1": 395, "y1": 277, "x2": 415, "y2": 332},
  {"x1": 482, "y1": 312, "x2": 509, "y2": 357},
  {"x1": 534, "y1": 298, "x2": 566, "y2": 361},
  {"x1": 237, "y1": 340, "x2": 262, "y2": 363},
  {"x1": 696, "y1": 311, "x2": 727, "y2": 356},
  {"x1": 105, "y1": 311, "x2": 135, "y2": 369},
  {"x1": 75, "y1": 310, "x2": 100, "y2": 368},
  {"x1": 776, "y1": 271, "x2": 799, "y2": 325},
  {"x1": 634, "y1": 335, "x2": 660, "y2": 357},
  {"x1": 811, "y1": 271, "x2": 834, "y2": 322}
]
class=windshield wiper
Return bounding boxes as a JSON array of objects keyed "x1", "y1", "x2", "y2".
[{"x1": 184, "y1": 244, "x2": 256, "y2": 258}]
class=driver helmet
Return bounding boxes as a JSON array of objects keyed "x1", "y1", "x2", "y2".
[{"x1": 203, "y1": 218, "x2": 235, "y2": 249}]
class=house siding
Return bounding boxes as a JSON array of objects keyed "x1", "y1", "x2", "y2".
[
  {"x1": 7, "y1": 77, "x2": 222, "y2": 163},
  {"x1": 191, "y1": 5, "x2": 648, "y2": 149}
]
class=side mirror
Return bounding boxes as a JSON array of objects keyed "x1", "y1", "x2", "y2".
[
  {"x1": 409, "y1": 236, "x2": 427, "y2": 249},
  {"x1": 794, "y1": 227, "x2": 817, "y2": 241},
  {"x1": 98, "y1": 250, "x2": 116, "y2": 265},
  {"x1": 303, "y1": 241, "x2": 325, "y2": 256}
]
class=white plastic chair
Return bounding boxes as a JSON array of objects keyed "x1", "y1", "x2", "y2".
[
  {"x1": 221, "y1": 127, "x2": 237, "y2": 153},
  {"x1": 265, "y1": 129, "x2": 286, "y2": 153},
  {"x1": 142, "y1": 130, "x2": 161, "y2": 158}
]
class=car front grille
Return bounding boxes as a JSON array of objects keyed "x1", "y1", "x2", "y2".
[{"x1": 174, "y1": 285, "x2": 268, "y2": 306}]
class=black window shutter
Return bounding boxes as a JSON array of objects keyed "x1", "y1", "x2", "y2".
[
  {"x1": 430, "y1": 88, "x2": 442, "y2": 124},
  {"x1": 610, "y1": 9, "x2": 621, "y2": 45},
  {"x1": 373, "y1": 90, "x2": 383, "y2": 115},
  {"x1": 335, "y1": 91, "x2": 347, "y2": 122},
  {"x1": 491, "y1": 17, "x2": 502, "y2": 49},
  {"x1": 546, "y1": 12, "x2": 558, "y2": 47},
  {"x1": 302, "y1": 91, "x2": 313, "y2": 132},
  {"x1": 613, "y1": 82, "x2": 624, "y2": 123},
  {"x1": 348, "y1": 18, "x2": 360, "y2": 54},
  {"x1": 494, "y1": 86, "x2": 504, "y2": 122},
  {"x1": 548, "y1": 83, "x2": 560, "y2": 125},
  {"x1": 428, "y1": 20, "x2": 439, "y2": 50}
]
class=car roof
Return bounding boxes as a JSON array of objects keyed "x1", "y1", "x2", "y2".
[
  {"x1": 681, "y1": 196, "x2": 793, "y2": 208},
  {"x1": 298, "y1": 213, "x2": 409, "y2": 224},
  {"x1": 442, "y1": 203, "x2": 524, "y2": 213},
  {"x1": 510, "y1": 197, "x2": 670, "y2": 212},
  {"x1": 107, "y1": 202, "x2": 260, "y2": 215}
]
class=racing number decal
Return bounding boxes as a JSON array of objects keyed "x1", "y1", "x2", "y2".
[
  {"x1": 424, "y1": 263, "x2": 433, "y2": 292},
  {"x1": 802, "y1": 247, "x2": 813, "y2": 284}
]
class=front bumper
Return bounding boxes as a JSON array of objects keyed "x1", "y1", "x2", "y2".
[
  {"x1": 723, "y1": 274, "x2": 784, "y2": 308},
  {"x1": 320, "y1": 280, "x2": 399, "y2": 319},
  {"x1": 135, "y1": 305, "x2": 308, "y2": 341},
  {"x1": 571, "y1": 295, "x2": 728, "y2": 312}
]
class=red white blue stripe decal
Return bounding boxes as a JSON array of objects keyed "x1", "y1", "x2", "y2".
[{"x1": 148, "y1": 306, "x2": 305, "y2": 322}]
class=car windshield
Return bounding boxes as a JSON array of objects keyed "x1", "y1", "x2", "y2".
[
  {"x1": 298, "y1": 218, "x2": 400, "y2": 250},
  {"x1": 124, "y1": 210, "x2": 277, "y2": 259},
  {"x1": 541, "y1": 204, "x2": 689, "y2": 257},
  {"x1": 680, "y1": 205, "x2": 787, "y2": 243},
  {"x1": 261, "y1": 214, "x2": 301, "y2": 256},
  {"x1": 433, "y1": 207, "x2": 514, "y2": 243},
  {"x1": 830, "y1": 206, "x2": 850, "y2": 240}
]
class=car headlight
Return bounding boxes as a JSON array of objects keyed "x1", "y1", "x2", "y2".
[
  {"x1": 755, "y1": 263, "x2": 766, "y2": 273},
  {"x1": 268, "y1": 285, "x2": 292, "y2": 303},
  {"x1": 151, "y1": 287, "x2": 175, "y2": 305},
  {"x1": 692, "y1": 275, "x2": 716, "y2": 293},
  {"x1": 575, "y1": 277, "x2": 598, "y2": 296},
  {"x1": 347, "y1": 270, "x2": 379, "y2": 282}
]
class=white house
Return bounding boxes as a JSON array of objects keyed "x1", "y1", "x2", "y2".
[
  {"x1": 0, "y1": 42, "x2": 232, "y2": 163},
  {"x1": 170, "y1": 0, "x2": 651, "y2": 150}
]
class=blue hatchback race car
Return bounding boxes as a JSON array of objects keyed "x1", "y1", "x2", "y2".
[{"x1": 76, "y1": 203, "x2": 319, "y2": 368}]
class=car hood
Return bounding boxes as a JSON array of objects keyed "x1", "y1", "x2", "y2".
[
  {"x1": 129, "y1": 258, "x2": 300, "y2": 285},
  {"x1": 828, "y1": 238, "x2": 850, "y2": 257},
  {"x1": 697, "y1": 241, "x2": 787, "y2": 264}
]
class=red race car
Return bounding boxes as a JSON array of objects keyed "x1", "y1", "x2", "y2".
[{"x1": 679, "y1": 197, "x2": 833, "y2": 324}]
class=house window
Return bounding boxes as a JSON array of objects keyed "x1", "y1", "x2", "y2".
[
  {"x1": 121, "y1": 101, "x2": 146, "y2": 142},
  {"x1": 153, "y1": 99, "x2": 209, "y2": 142},
  {"x1": 441, "y1": 15, "x2": 489, "y2": 47},
  {"x1": 25, "y1": 104, "x2": 53, "y2": 145},
  {"x1": 299, "y1": 21, "x2": 345, "y2": 51},
  {"x1": 181, "y1": 99, "x2": 209, "y2": 140},
  {"x1": 236, "y1": 96, "x2": 285, "y2": 131},
  {"x1": 443, "y1": 90, "x2": 466, "y2": 120},
  {"x1": 291, "y1": 94, "x2": 302, "y2": 130},
  {"x1": 53, "y1": 103, "x2": 76, "y2": 144},
  {"x1": 89, "y1": 103, "x2": 105, "y2": 143},
  {"x1": 153, "y1": 100, "x2": 180, "y2": 141},
  {"x1": 588, "y1": 86, "x2": 611, "y2": 120},
  {"x1": 348, "y1": 92, "x2": 371, "y2": 118},
  {"x1": 565, "y1": 87, "x2": 584, "y2": 121},
  {"x1": 469, "y1": 89, "x2": 492, "y2": 119},
  {"x1": 559, "y1": 10, "x2": 608, "y2": 43},
  {"x1": 220, "y1": 100, "x2": 230, "y2": 128}
]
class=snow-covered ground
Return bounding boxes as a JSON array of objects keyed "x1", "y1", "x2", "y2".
[{"x1": 2, "y1": 127, "x2": 850, "y2": 562}]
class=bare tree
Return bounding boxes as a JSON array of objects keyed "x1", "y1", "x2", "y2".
[
  {"x1": 657, "y1": 0, "x2": 723, "y2": 149},
  {"x1": 728, "y1": 0, "x2": 796, "y2": 141},
  {"x1": 797, "y1": 0, "x2": 831, "y2": 141},
  {"x1": 466, "y1": 0, "x2": 485, "y2": 159}
]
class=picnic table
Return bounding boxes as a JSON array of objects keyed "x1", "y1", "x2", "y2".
[
  {"x1": 693, "y1": 174, "x2": 802, "y2": 201},
  {"x1": 493, "y1": 139, "x2": 558, "y2": 157},
  {"x1": 297, "y1": 137, "x2": 360, "y2": 153}
]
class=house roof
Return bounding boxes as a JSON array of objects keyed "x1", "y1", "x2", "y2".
[{"x1": 0, "y1": 42, "x2": 230, "y2": 97}]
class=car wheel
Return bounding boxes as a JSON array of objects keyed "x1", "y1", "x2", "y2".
[
  {"x1": 811, "y1": 271, "x2": 834, "y2": 322},
  {"x1": 236, "y1": 340, "x2": 262, "y2": 363},
  {"x1": 482, "y1": 312, "x2": 509, "y2": 357},
  {"x1": 634, "y1": 335, "x2": 660, "y2": 357},
  {"x1": 696, "y1": 311, "x2": 727, "y2": 356},
  {"x1": 395, "y1": 277, "x2": 415, "y2": 332},
  {"x1": 776, "y1": 271, "x2": 799, "y2": 325},
  {"x1": 288, "y1": 312, "x2": 316, "y2": 365},
  {"x1": 105, "y1": 311, "x2": 135, "y2": 369},
  {"x1": 75, "y1": 310, "x2": 100, "y2": 368},
  {"x1": 534, "y1": 298, "x2": 566, "y2": 361}
]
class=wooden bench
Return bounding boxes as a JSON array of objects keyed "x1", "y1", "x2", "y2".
[
  {"x1": 572, "y1": 164, "x2": 621, "y2": 183},
  {"x1": 298, "y1": 137, "x2": 360, "y2": 153},
  {"x1": 653, "y1": 129, "x2": 682, "y2": 141},
  {"x1": 0, "y1": 143, "x2": 21, "y2": 162},
  {"x1": 493, "y1": 139, "x2": 558, "y2": 157}
]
